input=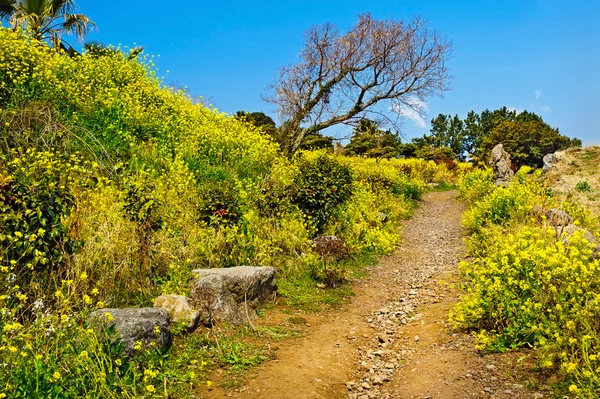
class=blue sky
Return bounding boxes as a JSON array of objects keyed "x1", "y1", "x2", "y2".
[{"x1": 77, "y1": 0, "x2": 599, "y2": 145}]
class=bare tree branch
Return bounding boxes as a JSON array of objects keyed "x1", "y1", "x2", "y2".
[{"x1": 264, "y1": 13, "x2": 452, "y2": 154}]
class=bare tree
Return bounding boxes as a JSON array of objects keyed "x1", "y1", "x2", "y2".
[{"x1": 265, "y1": 13, "x2": 452, "y2": 154}]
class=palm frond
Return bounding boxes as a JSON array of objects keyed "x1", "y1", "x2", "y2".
[
  {"x1": 127, "y1": 46, "x2": 144, "y2": 61},
  {"x1": 62, "y1": 12, "x2": 94, "y2": 40},
  {"x1": 20, "y1": 0, "x2": 49, "y2": 17},
  {"x1": 0, "y1": 0, "x2": 16, "y2": 19},
  {"x1": 50, "y1": 0, "x2": 74, "y2": 16},
  {"x1": 84, "y1": 40, "x2": 116, "y2": 57}
]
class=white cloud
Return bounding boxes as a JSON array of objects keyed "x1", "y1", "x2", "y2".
[
  {"x1": 540, "y1": 105, "x2": 551, "y2": 113},
  {"x1": 393, "y1": 97, "x2": 428, "y2": 128},
  {"x1": 535, "y1": 89, "x2": 542, "y2": 99},
  {"x1": 507, "y1": 107, "x2": 524, "y2": 115}
]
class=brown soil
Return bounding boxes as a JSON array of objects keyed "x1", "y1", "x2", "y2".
[
  {"x1": 547, "y1": 146, "x2": 600, "y2": 217},
  {"x1": 201, "y1": 191, "x2": 550, "y2": 399}
]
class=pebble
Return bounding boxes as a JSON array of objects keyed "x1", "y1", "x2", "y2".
[{"x1": 346, "y1": 197, "x2": 519, "y2": 398}]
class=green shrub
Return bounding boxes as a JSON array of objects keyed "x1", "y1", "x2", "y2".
[
  {"x1": 291, "y1": 152, "x2": 353, "y2": 234},
  {"x1": 576, "y1": 181, "x2": 592, "y2": 193},
  {"x1": 458, "y1": 167, "x2": 495, "y2": 203}
]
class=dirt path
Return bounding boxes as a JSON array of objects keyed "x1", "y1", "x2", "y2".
[{"x1": 205, "y1": 191, "x2": 549, "y2": 399}]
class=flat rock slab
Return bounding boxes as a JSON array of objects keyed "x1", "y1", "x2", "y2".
[
  {"x1": 89, "y1": 308, "x2": 171, "y2": 356},
  {"x1": 191, "y1": 266, "x2": 276, "y2": 325}
]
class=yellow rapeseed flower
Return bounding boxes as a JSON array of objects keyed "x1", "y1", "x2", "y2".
[{"x1": 569, "y1": 384, "x2": 578, "y2": 393}]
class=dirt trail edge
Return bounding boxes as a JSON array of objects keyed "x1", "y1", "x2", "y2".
[{"x1": 206, "y1": 191, "x2": 546, "y2": 399}]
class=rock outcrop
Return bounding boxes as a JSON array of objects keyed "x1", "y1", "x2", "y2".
[
  {"x1": 89, "y1": 308, "x2": 172, "y2": 356},
  {"x1": 489, "y1": 144, "x2": 514, "y2": 183},
  {"x1": 154, "y1": 294, "x2": 200, "y2": 331},
  {"x1": 562, "y1": 224, "x2": 600, "y2": 259},
  {"x1": 542, "y1": 153, "x2": 557, "y2": 174},
  {"x1": 544, "y1": 207, "x2": 573, "y2": 230},
  {"x1": 191, "y1": 266, "x2": 277, "y2": 325},
  {"x1": 534, "y1": 207, "x2": 599, "y2": 259}
]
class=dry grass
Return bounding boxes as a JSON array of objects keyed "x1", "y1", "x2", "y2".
[{"x1": 546, "y1": 146, "x2": 600, "y2": 217}]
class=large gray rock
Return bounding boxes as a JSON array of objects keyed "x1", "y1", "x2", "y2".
[
  {"x1": 542, "y1": 153, "x2": 557, "y2": 174},
  {"x1": 190, "y1": 266, "x2": 276, "y2": 325},
  {"x1": 154, "y1": 295, "x2": 200, "y2": 331},
  {"x1": 89, "y1": 308, "x2": 172, "y2": 356},
  {"x1": 489, "y1": 144, "x2": 514, "y2": 182}
]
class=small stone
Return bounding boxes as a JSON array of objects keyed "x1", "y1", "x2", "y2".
[
  {"x1": 485, "y1": 364, "x2": 497, "y2": 371},
  {"x1": 414, "y1": 335, "x2": 420, "y2": 342},
  {"x1": 362, "y1": 382, "x2": 371, "y2": 390},
  {"x1": 533, "y1": 393, "x2": 544, "y2": 398},
  {"x1": 154, "y1": 295, "x2": 200, "y2": 330},
  {"x1": 288, "y1": 316, "x2": 308, "y2": 325},
  {"x1": 483, "y1": 387, "x2": 492, "y2": 393}
]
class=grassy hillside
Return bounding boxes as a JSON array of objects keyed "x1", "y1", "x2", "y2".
[
  {"x1": 546, "y1": 146, "x2": 600, "y2": 217},
  {"x1": 0, "y1": 28, "x2": 464, "y2": 397}
]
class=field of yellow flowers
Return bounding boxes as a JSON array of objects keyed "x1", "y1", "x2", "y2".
[
  {"x1": 0, "y1": 28, "x2": 464, "y2": 397},
  {"x1": 453, "y1": 167, "x2": 600, "y2": 397}
]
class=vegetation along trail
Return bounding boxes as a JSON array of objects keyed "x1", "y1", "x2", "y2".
[{"x1": 205, "y1": 191, "x2": 542, "y2": 399}]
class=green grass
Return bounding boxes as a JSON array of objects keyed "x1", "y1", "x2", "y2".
[
  {"x1": 158, "y1": 323, "x2": 293, "y2": 397},
  {"x1": 430, "y1": 180, "x2": 458, "y2": 192},
  {"x1": 278, "y1": 253, "x2": 377, "y2": 311}
]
